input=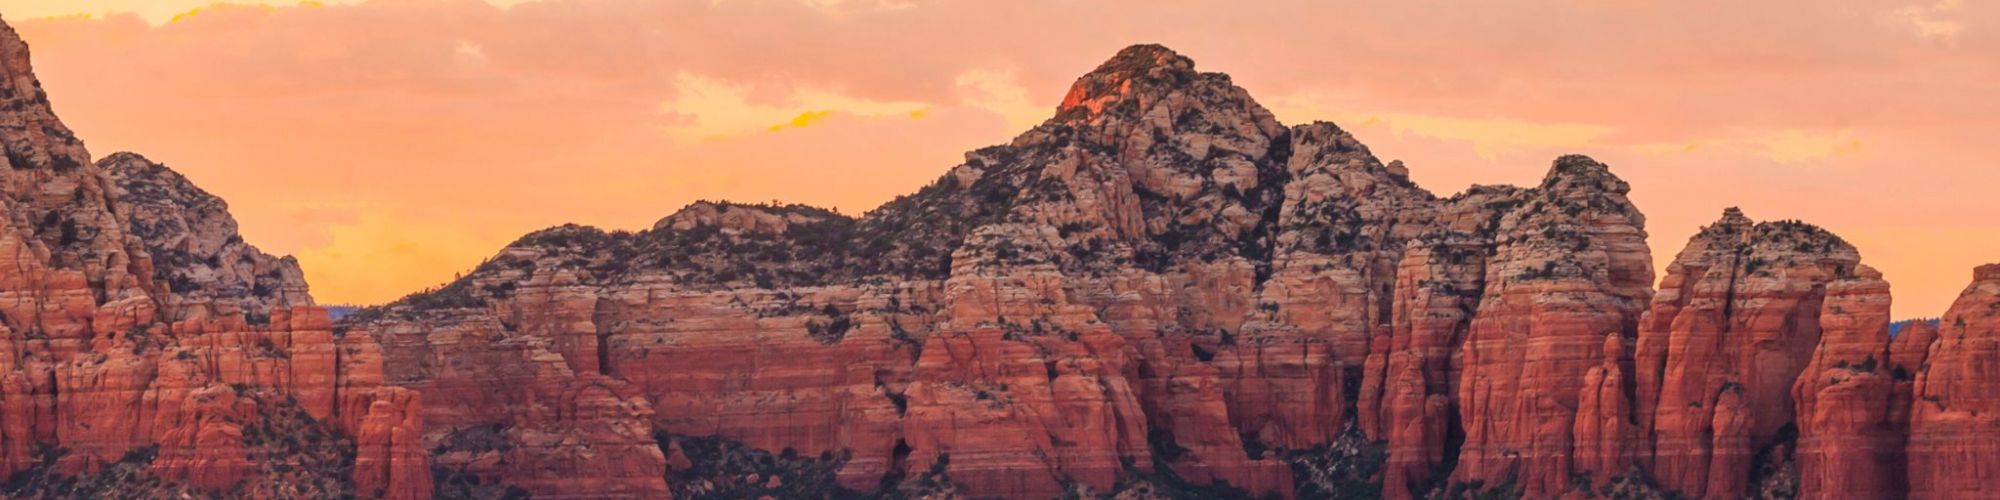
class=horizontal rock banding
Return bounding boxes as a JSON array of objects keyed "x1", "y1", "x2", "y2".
[{"x1": 1, "y1": 18, "x2": 1996, "y2": 498}]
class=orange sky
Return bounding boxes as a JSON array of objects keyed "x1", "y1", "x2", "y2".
[{"x1": 4, "y1": 0, "x2": 1996, "y2": 318}]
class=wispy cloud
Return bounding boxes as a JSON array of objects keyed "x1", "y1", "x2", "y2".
[
  {"x1": 1892, "y1": 0, "x2": 1967, "y2": 41},
  {"x1": 664, "y1": 73, "x2": 928, "y2": 141}
]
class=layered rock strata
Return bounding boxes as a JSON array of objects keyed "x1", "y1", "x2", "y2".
[
  {"x1": 0, "y1": 17, "x2": 427, "y2": 498},
  {"x1": 341, "y1": 45, "x2": 1679, "y2": 499},
  {"x1": 7, "y1": 16, "x2": 2000, "y2": 498},
  {"x1": 1906, "y1": 264, "x2": 2000, "y2": 499},
  {"x1": 1633, "y1": 209, "x2": 1916, "y2": 500}
]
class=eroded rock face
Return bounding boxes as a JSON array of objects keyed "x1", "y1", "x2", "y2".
[
  {"x1": 338, "y1": 44, "x2": 1321, "y2": 498},
  {"x1": 1906, "y1": 264, "x2": 2000, "y2": 499},
  {"x1": 9, "y1": 20, "x2": 1992, "y2": 497},
  {"x1": 103, "y1": 152, "x2": 313, "y2": 322},
  {"x1": 0, "y1": 17, "x2": 426, "y2": 498},
  {"x1": 1343, "y1": 156, "x2": 1658, "y2": 499},
  {"x1": 1789, "y1": 264, "x2": 1897, "y2": 500},
  {"x1": 1359, "y1": 186, "x2": 1509, "y2": 499},
  {"x1": 334, "y1": 44, "x2": 1677, "y2": 499},
  {"x1": 1446, "y1": 156, "x2": 1655, "y2": 497},
  {"x1": 1887, "y1": 318, "x2": 1937, "y2": 471},
  {"x1": 1634, "y1": 208, "x2": 1905, "y2": 499}
]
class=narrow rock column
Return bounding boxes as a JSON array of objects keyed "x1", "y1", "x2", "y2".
[{"x1": 1790, "y1": 265, "x2": 1897, "y2": 499}]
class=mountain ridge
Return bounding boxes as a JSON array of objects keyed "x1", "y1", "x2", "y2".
[
  {"x1": 2, "y1": 19, "x2": 1997, "y2": 499},
  {"x1": 337, "y1": 43, "x2": 1665, "y2": 498}
]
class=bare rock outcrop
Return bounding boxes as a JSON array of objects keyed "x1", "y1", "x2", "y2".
[
  {"x1": 334, "y1": 44, "x2": 1681, "y2": 499},
  {"x1": 12, "y1": 20, "x2": 1996, "y2": 498},
  {"x1": 1906, "y1": 264, "x2": 2000, "y2": 499},
  {"x1": 1446, "y1": 156, "x2": 1655, "y2": 497},
  {"x1": 102, "y1": 152, "x2": 313, "y2": 321},
  {"x1": 1788, "y1": 264, "x2": 1897, "y2": 500},
  {"x1": 0, "y1": 16, "x2": 427, "y2": 498},
  {"x1": 1635, "y1": 208, "x2": 1897, "y2": 499}
]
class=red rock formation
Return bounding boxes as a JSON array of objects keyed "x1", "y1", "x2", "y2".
[
  {"x1": 1789, "y1": 265, "x2": 1896, "y2": 499},
  {"x1": 17, "y1": 21, "x2": 2000, "y2": 497},
  {"x1": 109, "y1": 154, "x2": 434, "y2": 499},
  {"x1": 1576, "y1": 333, "x2": 1639, "y2": 487},
  {"x1": 1637, "y1": 208, "x2": 1899, "y2": 499},
  {"x1": 1264, "y1": 121, "x2": 1438, "y2": 374},
  {"x1": 1370, "y1": 235, "x2": 1479, "y2": 499},
  {"x1": 0, "y1": 17, "x2": 427, "y2": 497},
  {"x1": 1362, "y1": 187, "x2": 1514, "y2": 499},
  {"x1": 334, "y1": 45, "x2": 1669, "y2": 499},
  {"x1": 1907, "y1": 264, "x2": 2000, "y2": 499},
  {"x1": 1886, "y1": 317, "x2": 1936, "y2": 491},
  {"x1": 1269, "y1": 122, "x2": 1440, "y2": 489},
  {"x1": 358, "y1": 306, "x2": 669, "y2": 498},
  {"x1": 1450, "y1": 156, "x2": 1654, "y2": 497},
  {"x1": 340, "y1": 44, "x2": 1335, "y2": 498}
]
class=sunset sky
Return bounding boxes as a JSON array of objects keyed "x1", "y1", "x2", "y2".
[{"x1": 3, "y1": 0, "x2": 1995, "y2": 318}]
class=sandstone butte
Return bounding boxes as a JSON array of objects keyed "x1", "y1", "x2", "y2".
[{"x1": 0, "y1": 14, "x2": 1996, "y2": 500}]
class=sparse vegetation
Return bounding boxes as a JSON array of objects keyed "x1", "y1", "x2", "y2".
[
  {"x1": 1747, "y1": 426, "x2": 1799, "y2": 500},
  {"x1": 1284, "y1": 431, "x2": 1389, "y2": 500},
  {"x1": 2, "y1": 389, "x2": 359, "y2": 499},
  {"x1": 805, "y1": 304, "x2": 854, "y2": 345},
  {"x1": 656, "y1": 432, "x2": 856, "y2": 500}
]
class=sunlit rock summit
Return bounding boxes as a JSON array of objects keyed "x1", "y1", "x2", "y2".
[{"x1": 0, "y1": 16, "x2": 1995, "y2": 500}]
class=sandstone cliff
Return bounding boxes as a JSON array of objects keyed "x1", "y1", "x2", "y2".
[
  {"x1": 339, "y1": 45, "x2": 1669, "y2": 499},
  {"x1": 4, "y1": 15, "x2": 1998, "y2": 498},
  {"x1": 331, "y1": 42, "x2": 2000, "y2": 500},
  {"x1": 1906, "y1": 264, "x2": 2000, "y2": 499},
  {"x1": 0, "y1": 17, "x2": 427, "y2": 499},
  {"x1": 1631, "y1": 209, "x2": 1911, "y2": 500}
]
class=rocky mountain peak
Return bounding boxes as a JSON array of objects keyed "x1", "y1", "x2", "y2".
[
  {"x1": 1098, "y1": 44, "x2": 1195, "y2": 75},
  {"x1": 103, "y1": 152, "x2": 221, "y2": 206},
  {"x1": 0, "y1": 16, "x2": 148, "y2": 305},
  {"x1": 1975, "y1": 262, "x2": 2000, "y2": 282},
  {"x1": 1717, "y1": 206, "x2": 1752, "y2": 226},
  {"x1": 1689, "y1": 207, "x2": 1756, "y2": 242},
  {"x1": 103, "y1": 152, "x2": 314, "y2": 319},
  {"x1": 181, "y1": 30, "x2": 2000, "y2": 500},
  {"x1": 1751, "y1": 217, "x2": 1851, "y2": 255},
  {"x1": 651, "y1": 200, "x2": 847, "y2": 235},
  {"x1": 1638, "y1": 206, "x2": 1881, "y2": 498},
  {"x1": 1285, "y1": 121, "x2": 1412, "y2": 179},
  {"x1": 1681, "y1": 208, "x2": 1856, "y2": 270},
  {"x1": 1055, "y1": 44, "x2": 1198, "y2": 123},
  {"x1": 0, "y1": 17, "x2": 87, "y2": 172},
  {"x1": 1537, "y1": 154, "x2": 1629, "y2": 196}
]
